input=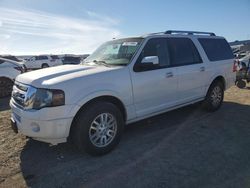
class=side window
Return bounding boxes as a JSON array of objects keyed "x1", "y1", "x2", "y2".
[
  {"x1": 198, "y1": 38, "x2": 234, "y2": 61},
  {"x1": 36, "y1": 56, "x2": 48, "y2": 60},
  {"x1": 135, "y1": 38, "x2": 170, "y2": 71},
  {"x1": 167, "y1": 38, "x2": 202, "y2": 66},
  {"x1": 51, "y1": 55, "x2": 59, "y2": 59},
  {"x1": 41, "y1": 56, "x2": 48, "y2": 60}
]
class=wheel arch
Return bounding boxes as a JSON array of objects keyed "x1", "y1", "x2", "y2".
[
  {"x1": 41, "y1": 63, "x2": 49, "y2": 68},
  {"x1": 69, "y1": 95, "x2": 127, "y2": 139},
  {"x1": 0, "y1": 76, "x2": 14, "y2": 82},
  {"x1": 206, "y1": 75, "x2": 226, "y2": 94}
]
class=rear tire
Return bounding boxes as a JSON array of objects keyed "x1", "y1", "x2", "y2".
[
  {"x1": 202, "y1": 81, "x2": 224, "y2": 112},
  {"x1": 71, "y1": 101, "x2": 124, "y2": 156},
  {"x1": 41, "y1": 64, "x2": 49, "y2": 68},
  {"x1": 0, "y1": 77, "x2": 14, "y2": 98}
]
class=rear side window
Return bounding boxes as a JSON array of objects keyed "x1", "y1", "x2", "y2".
[
  {"x1": 167, "y1": 38, "x2": 202, "y2": 66},
  {"x1": 198, "y1": 38, "x2": 234, "y2": 61},
  {"x1": 36, "y1": 56, "x2": 48, "y2": 60},
  {"x1": 51, "y1": 55, "x2": 59, "y2": 59}
]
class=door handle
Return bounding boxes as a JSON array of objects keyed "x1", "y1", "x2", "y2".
[
  {"x1": 166, "y1": 72, "x2": 173, "y2": 78},
  {"x1": 200, "y1": 67, "x2": 205, "y2": 72}
]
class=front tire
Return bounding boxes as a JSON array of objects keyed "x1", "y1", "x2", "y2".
[
  {"x1": 203, "y1": 81, "x2": 224, "y2": 112},
  {"x1": 0, "y1": 77, "x2": 14, "y2": 98},
  {"x1": 71, "y1": 101, "x2": 124, "y2": 156}
]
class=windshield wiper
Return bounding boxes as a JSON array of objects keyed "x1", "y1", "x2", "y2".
[
  {"x1": 92, "y1": 60, "x2": 111, "y2": 67},
  {"x1": 109, "y1": 63, "x2": 128, "y2": 66}
]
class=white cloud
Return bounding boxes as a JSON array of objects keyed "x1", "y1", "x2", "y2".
[{"x1": 0, "y1": 8, "x2": 121, "y2": 55}]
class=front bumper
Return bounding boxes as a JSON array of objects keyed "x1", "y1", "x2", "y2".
[{"x1": 10, "y1": 99, "x2": 75, "y2": 145}]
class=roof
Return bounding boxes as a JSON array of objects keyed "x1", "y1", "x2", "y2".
[{"x1": 142, "y1": 30, "x2": 218, "y2": 38}]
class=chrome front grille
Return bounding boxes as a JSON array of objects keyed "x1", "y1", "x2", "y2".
[{"x1": 12, "y1": 82, "x2": 29, "y2": 109}]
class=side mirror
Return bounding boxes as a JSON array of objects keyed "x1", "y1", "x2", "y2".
[{"x1": 141, "y1": 56, "x2": 159, "y2": 65}]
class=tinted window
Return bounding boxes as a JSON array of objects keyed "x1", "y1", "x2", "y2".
[
  {"x1": 51, "y1": 55, "x2": 59, "y2": 59},
  {"x1": 135, "y1": 38, "x2": 170, "y2": 71},
  {"x1": 198, "y1": 38, "x2": 234, "y2": 61},
  {"x1": 167, "y1": 38, "x2": 201, "y2": 66},
  {"x1": 36, "y1": 56, "x2": 48, "y2": 60}
]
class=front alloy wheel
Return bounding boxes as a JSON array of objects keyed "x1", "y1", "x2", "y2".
[
  {"x1": 89, "y1": 113, "x2": 117, "y2": 148},
  {"x1": 71, "y1": 101, "x2": 124, "y2": 156}
]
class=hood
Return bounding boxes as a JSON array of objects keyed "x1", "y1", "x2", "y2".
[{"x1": 16, "y1": 64, "x2": 117, "y2": 88}]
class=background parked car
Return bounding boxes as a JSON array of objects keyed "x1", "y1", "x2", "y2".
[
  {"x1": 0, "y1": 55, "x2": 23, "y2": 62},
  {"x1": 0, "y1": 57, "x2": 26, "y2": 98},
  {"x1": 24, "y1": 55, "x2": 63, "y2": 69},
  {"x1": 62, "y1": 56, "x2": 81, "y2": 65},
  {"x1": 239, "y1": 53, "x2": 250, "y2": 65}
]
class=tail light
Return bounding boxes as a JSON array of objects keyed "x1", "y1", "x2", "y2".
[{"x1": 233, "y1": 60, "x2": 239, "y2": 72}]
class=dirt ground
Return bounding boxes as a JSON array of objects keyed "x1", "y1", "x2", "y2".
[{"x1": 1, "y1": 86, "x2": 250, "y2": 188}]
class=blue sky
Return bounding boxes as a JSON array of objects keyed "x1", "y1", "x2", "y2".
[{"x1": 0, "y1": 0, "x2": 249, "y2": 55}]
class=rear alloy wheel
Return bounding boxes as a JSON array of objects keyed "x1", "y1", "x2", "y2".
[
  {"x1": 203, "y1": 81, "x2": 224, "y2": 112},
  {"x1": 71, "y1": 101, "x2": 124, "y2": 156},
  {"x1": 0, "y1": 77, "x2": 14, "y2": 98}
]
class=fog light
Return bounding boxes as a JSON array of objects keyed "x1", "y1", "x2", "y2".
[{"x1": 31, "y1": 122, "x2": 40, "y2": 132}]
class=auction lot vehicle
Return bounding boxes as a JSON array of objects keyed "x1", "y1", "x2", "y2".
[
  {"x1": 24, "y1": 55, "x2": 63, "y2": 69},
  {"x1": 0, "y1": 55, "x2": 23, "y2": 62},
  {"x1": 0, "y1": 57, "x2": 26, "y2": 98},
  {"x1": 10, "y1": 30, "x2": 235, "y2": 155},
  {"x1": 235, "y1": 54, "x2": 250, "y2": 88},
  {"x1": 62, "y1": 56, "x2": 81, "y2": 65}
]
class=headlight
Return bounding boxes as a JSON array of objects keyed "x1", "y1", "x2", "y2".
[{"x1": 24, "y1": 87, "x2": 65, "y2": 110}]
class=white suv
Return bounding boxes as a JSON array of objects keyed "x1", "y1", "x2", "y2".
[
  {"x1": 0, "y1": 57, "x2": 26, "y2": 98},
  {"x1": 10, "y1": 30, "x2": 235, "y2": 155},
  {"x1": 24, "y1": 55, "x2": 63, "y2": 69}
]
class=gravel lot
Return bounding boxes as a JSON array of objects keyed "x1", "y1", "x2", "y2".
[{"x1": 1, "y1": 86, "x2": 250, "y2": 188}]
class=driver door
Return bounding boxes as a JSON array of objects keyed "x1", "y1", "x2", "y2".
[{"x1": 130, "y1": 38, "x2": 178, "y2": 117}]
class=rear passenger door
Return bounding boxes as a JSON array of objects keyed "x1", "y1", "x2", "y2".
[{"x1": 167, "y1": 38, "x2": 206, "y2": 103}]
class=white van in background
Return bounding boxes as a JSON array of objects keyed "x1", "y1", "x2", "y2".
[{"x1": 24, "y1": 55, "x2": 63, "y2": 69}]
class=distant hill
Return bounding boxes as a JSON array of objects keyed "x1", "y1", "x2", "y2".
[{"x1": 230, "y1": 40, "x2": 250, "y2": 46}]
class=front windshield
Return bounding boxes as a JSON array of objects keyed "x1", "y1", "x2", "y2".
[{"x1": 84, "y1": 38, "x2": 143, "y2": 66}]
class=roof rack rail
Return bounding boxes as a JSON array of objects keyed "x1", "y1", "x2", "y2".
[
  {"x1": 143, "y1": 32, "x2": 165, "y2": 36},
  {"x1": 165, "y1": 30, "x2": 216, "y2": 36}
]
